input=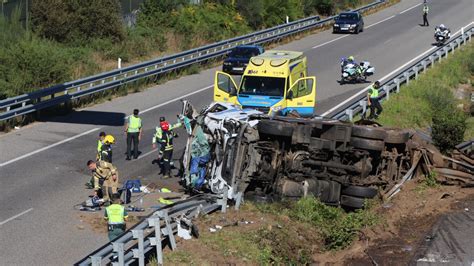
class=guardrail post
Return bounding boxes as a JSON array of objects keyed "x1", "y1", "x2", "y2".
[
  {"x1": 234, "y1": 191, "x2": 243, "y2": 210},
  {"x1": 422, "y1": 61, "x2": 427, "y2": 73},
  {"x1": 395, "y1": 78, "x2": 400, "y2": 93},
  {"x1": 158, "y1": 210, "x2": 176, "y2": 250},
  {"x1": 345, "y1": 109, "x2": 353, "y2": 121},
  {"x1": 220, "y1": 186, "x2": 228, "y2": 213},
  {"x1": 112, "y1": 242, "x2": 125, "y2": 266},
  {"x1": 383, "y1": 85, "x2": 390, "y2": 100},
  {"x1": 404, "y1": 72, "x2": 410, "y2": 85},
  {"x1": 429, "y1": 55, "x2": 434, "y2": 67},
  {"x1": 132, "y1": 229, "x2": 145, "y2": 266},
  {"x1": 359, "y1": 100, "x2": 367, "y2": 115},
  {"x1": 437, "y1": 51, "x2": 442, "y2": 62},
  {"x1": 443, "y1": 47, "x2": 449, "y2": 58},
  {"x1": 91, "y1": 256, "x2": 102, "y2": 266},
  {"x1": 413, "y1": 66, "x2": 419, "y2": 80},
  {"x1": 148, "y1": 216, "x2": 163, "y2": 265}
]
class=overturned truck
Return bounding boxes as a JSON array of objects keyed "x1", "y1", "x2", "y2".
[{"x1": 179, "y1": 101, "x2": 473, "y2": 209}]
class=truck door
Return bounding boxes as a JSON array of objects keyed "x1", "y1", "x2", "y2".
[
  {"x1": 214, "y1": 71, "x2": 238, "y2": 104},
  {"x1": 285, "y1": 77, "x2": 316, "y2": 116}
]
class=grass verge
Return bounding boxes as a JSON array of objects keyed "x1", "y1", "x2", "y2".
[{"x1": 377, "y1": 42, "x2": 474, "y2": 142}]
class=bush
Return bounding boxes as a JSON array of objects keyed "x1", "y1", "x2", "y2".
[
  {"x1": 432, "y1": 109, "x2": 467, "y2": 154},
  {"x1": 170, "y1": 3, "x2": 251, "y2": 49},
  {"x1": 0, "y1": 14, "x2": 95, "y2": 97},
  {"x1": 31, "y1": 0, "x2": 125, "y2": 43}
]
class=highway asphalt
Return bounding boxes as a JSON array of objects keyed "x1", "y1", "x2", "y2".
[{"x1": 0, "y1": 0, "x2": 473, "y2": 264}]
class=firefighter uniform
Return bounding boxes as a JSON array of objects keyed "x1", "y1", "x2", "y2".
[
  {"x1": 104, "y1": 202, "x2": 128, "y2": 241},
  {"x1": 93, "y1": 160, "x2": 119, "y2": 202},
  {"x1": 153, "y1": 119, "x2": 181, "y2": 177}
]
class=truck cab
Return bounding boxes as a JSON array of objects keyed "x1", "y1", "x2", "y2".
[{"x1": 214, "y1": 50, "x2": 316, "y2": 117}]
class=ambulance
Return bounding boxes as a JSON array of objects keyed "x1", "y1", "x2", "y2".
[{"x1": 213, "y1": 50, "x2": 316, "y2": 116}]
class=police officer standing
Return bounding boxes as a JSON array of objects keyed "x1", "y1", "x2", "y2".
[
  {"x1": 367, "y1": 81, "x2": 383, "y2": 119},
  {"x1": 422, "y1": 1, "x2": 429, "y2": 27},
  {"x1": 124, "y1": 109, "x2": 143, "y2": 160},
  {"x1": 104, "y1": 193, "x2": 128, "y2": 241},
  {"x1": 87, "y1": 160, "x2": 119, "y2": 203},
  {"x1": 153, "y1": 117, "x2": 181, "y2": 178}
]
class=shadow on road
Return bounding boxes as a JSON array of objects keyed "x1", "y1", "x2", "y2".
[{"x1": 40, "y1": 110, "x2": 126, "y2": 127}]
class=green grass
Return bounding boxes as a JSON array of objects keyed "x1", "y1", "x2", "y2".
[{"x1": 377, "y1": 42, "x2": 473, "y2": 141}]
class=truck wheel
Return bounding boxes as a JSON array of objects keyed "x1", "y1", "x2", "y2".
[
  {"x1": 351, "y1": 125, "x2": 387, "y2": 140},
  {"x1": 341, "y1": 185, "x2": 378, "y2": 198},
  {"x1": 340, "y1": 195, "x2": 365, "y2": 209},
  {"x1": 257, "y1": 120, "x2": 293, "y2": 137},
  {"x1": 385, "y1": 130, "x2": 410, "y2": 144},
  {"x1": 350, "y1": 137, "x2": 384, "y2": 151}
]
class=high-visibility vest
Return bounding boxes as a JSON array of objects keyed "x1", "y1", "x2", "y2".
[
  {"x1": 369, "y1": 85, "x2": 379, "y2": 98},
  {"x1": 97, "y1": 140, "x2": 103, "y2": 153},
  {"x1": 106, "y1": 204, "x2": 126, "y2": 224},
  {"x1": 423, "y1": 5, "x2": 429, "y2": 13},
  {"x1": 127, "y1": 116, "x2": 142, "y2": 133}
]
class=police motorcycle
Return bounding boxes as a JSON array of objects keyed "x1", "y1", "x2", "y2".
[
  {"x1": 434, "y1": 24, "x2": 451, "y2": 46},
  {"x1": 340, "y1": 58, "x2": 375, "y2": 84}
]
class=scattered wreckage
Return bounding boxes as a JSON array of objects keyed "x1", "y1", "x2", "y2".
[{"x1": 178, "y1": 101, "x2": 473, "y2": 209}]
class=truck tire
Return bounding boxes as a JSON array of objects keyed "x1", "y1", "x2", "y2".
[
  {"x1": 257, "y1": 120, "x2": 293, "y2": 137},
  {"x1": 351, "y1": 125, "x2": 387, "y2": 140},
  {"x1": 341, "y1": 185, "x2": 378, "y2": 198},
  {"x1": 385, "y1": 130, "x2": 410, "y2": 144},
  {"x1": 350, "y1": 137, "x2": 384, "y2": 151},
  {"x1": 340, "y1": 195, "x2": 365, "y2": 209}
]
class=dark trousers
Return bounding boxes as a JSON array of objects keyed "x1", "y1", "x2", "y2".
[
  {"x1": 369, "y1": 97, "x2": 383, "y2": 119},
  {"x1": 161, "y1": 150, "x2": 173, "y2": 176},
  {"x1": 108, "y1": 227, "x2": 124, "y2": 241},
  {"x1": 423, "y1": 14, "x2": 429, "y2": 26},
  {"x1": 126, "y1": 132, "x2": 139, "y2": 159}
]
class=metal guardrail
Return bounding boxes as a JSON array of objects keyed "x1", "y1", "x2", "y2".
[
  {"x1": 456, "y1": 139, "x2": 474, "y2": 155},
  {"x1": 0, "y1": 0, "x2": 387, "y2": 121},
  {"x1": 75, "y1": 193, "x2": 229, "y2": 266},
  {"x1": 328, "y1": 27, "x2": 474, "y2": 121}
]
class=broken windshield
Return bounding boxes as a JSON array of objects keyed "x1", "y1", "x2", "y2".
[{"x1": 239, "y1": 76, "x2": 285, "y2": 97}]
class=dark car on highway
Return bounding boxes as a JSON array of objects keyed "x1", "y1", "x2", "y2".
[
  {"x1": 222, "y1": 45, "x2": 264, "y2": 75},
  {"x1": 333, "y1": 11, "x2": 364, "y2": 34}
]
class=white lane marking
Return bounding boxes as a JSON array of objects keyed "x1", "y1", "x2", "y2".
[
  {"x1": 0, "y1": 85, "x2": 214, "y2": 167},
  {"x1": 141, "y1": 85, "x2": 212, "y2": 114},
  {"x1": 399, "y1": 3, "x2": 422, "y2": 14},
  {"x1": 320, "y1": 22, "x2": 473, "y2": 117},
  {"x1": 135, "y1": 148, "x2": 158, "y2": 161},
  {"x1": 312, "y1": 35, "x2": 349, "y2": 49},
  {"x1": 0, "y1": 208, "x2": 33, "y2": 226},
  {"x1": 366, "y1": 15, "x2": 396, "y2": 29},
  {"x1": 0, "y1": 128, "x2": 100, "y2": 167}
]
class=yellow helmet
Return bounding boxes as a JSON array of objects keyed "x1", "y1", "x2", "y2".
[{"x1": 104, "y1": 135, "x2": 115, "y2": 144}]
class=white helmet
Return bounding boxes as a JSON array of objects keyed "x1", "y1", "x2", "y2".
[{"x1": 440, "y1": 24, "x2": 445, "y2": 28}]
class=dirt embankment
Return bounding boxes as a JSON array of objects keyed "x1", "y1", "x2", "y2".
[{"x1": 317, "y1": 182, "x2": 473, "y2": 265}]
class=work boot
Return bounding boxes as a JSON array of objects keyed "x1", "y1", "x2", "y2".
[
  {"x1": 126, "y1": 157, "x2": 131, "y2": 161},
  {"x1": 163, "y1": 175, "x2": 170, "y2": 179}
]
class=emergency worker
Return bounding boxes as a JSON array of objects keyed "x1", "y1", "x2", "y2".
[
  {"x1": 422, "y1": 2, "x2": 429, "y2": 27},
  {"x1": 367, "y1": 81, "x2": 383, "y2": 119},
  {"x1": 87, "y1": 160, "x2": 119, "y2": 203},
  {"x1": 124, "y1": 109, "x2": 142, "y2": 160},
  {"x1": 152, "y1": 117, "x2": 181, "y2": 177},
  {"x1": 104, "y1": 194, "x2": 127, "y2": 241},
  {"x1": 99, "y1": 135, "x2": 115, "y2": 163}
]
